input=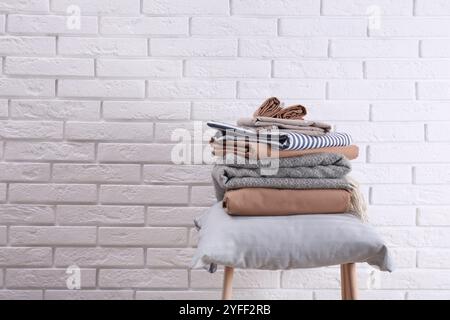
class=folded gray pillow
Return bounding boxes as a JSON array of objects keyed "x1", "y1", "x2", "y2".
[{"x1": 192, "y1": 202, "x2": 393, "y2": 272}]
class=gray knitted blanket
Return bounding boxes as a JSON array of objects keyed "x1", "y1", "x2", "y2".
[{"x1": 212, "y1": 153, "x2": 352, "y2": 200}]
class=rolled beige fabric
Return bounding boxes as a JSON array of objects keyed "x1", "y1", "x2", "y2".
[
  {"x1": 274, "y1": 104, "x2": 307, "y2": 119},
  {"x1": 252, "y1": 97, "x2": 308, "y2": 120},
  {"x1": 253, "y1": 97, "x2": 282, "y2": 118}
]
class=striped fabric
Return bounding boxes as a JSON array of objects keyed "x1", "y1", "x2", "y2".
[
  {"x1": 207, "y1": 120, "x2": 352, "y2": 151},
  {"x1": 282, "y1": 132, "x2": 352, "y2": 151}
]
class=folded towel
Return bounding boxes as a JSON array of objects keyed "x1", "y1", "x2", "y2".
[
  {"x1": 214, "y1": 152, "x2": 351, "y2": 176},
  {"x1": 221, "y1": 180, "x2": 367, "y2": 220},
  {"x1": 282, "y1": 131, "x2": 352, "y2": 150},
  {"x1": 211, "y1": 141, "x2": 359, "y2": 160},
  {"x1": 211, "y1": 133, "x2": 281, "y2": 148},
  {"x1": 212, "y1": 153, "x2": 354, "y2": 200},
  {"x1": 237, "y1": 116, "x2": 330, "y2": 136},
  {"x1": 207, "y1": 121, "x2": 352, "y2": 151},
  {"x1": 275, "y1": 104, "x2": 307, "y2": 119},
  {"x1": 207, "y1": 121, "x2": 286, "y2": 148},
  {"x1": 253, "y1": 97, "x2": 282, "y2": 118},
  {"x1": 207, "y1": 120, "x2": 275, "y2": 139},
  {"x1": 215, "y1": 176, "x2": 352, "y2": 197},
  {"x1": 253, "y1": 97, "x2": 307, "y2": 120},
  {"x1": 223, "y1": 188, "x2": 351, "y2": 216},
  {"x1": 211, "y1": 151, "x2": 367, "y2": 220}
]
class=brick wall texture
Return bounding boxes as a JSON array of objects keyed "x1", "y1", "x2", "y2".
[{"x1": 0, "y1": 0, "x2": 449, "y2": 300}]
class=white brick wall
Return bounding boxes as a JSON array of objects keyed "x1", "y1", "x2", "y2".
[{"x1": 0, "y1": 0, "x2": 448, "y2": 300}]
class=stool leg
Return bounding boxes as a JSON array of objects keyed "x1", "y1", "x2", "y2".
[
  {"x1": 340, "y1": 264, "x2": 348, "y2": 299},
  {"x1": 222, "y1": 266, "x2": 234, "y2": 300},
  {"x1": 340, "y1": 263, "x2": 358, "y2": 300}
]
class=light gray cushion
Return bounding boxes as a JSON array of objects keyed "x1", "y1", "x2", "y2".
[{"x1": 192, "y1": 202, "x2": 393, "y2": 272}]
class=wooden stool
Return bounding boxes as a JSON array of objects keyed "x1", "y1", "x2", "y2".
[{"x1": 222, "y1": 263, "x2": 358, "y2": 300}]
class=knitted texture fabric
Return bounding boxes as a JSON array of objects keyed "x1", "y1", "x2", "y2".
[{"x1": 211, "y1": 153, "x2": 367, "y2": 220}]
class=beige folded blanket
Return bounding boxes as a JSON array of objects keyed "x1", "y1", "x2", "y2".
[
  {"x1": 223, "y1": 188, "x2": 351, "y2": 216},
  {"x1": 238, "y1": 116, "x2": 331, "y2": 136},
  {"x1": 211, "y1": 141, "x2": 359, "y2": 160}
]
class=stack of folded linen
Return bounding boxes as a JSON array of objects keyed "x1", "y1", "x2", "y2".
[{"x1": 207, "y1": 97, "x2": 366, "y2": 220}]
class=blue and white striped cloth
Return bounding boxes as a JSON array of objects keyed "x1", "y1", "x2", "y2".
[
  {"x1": 207, "y1": 120, "x2": 352, "y2": 151},
  {"x1": 282, "y1": 132, "x2": 352, "y2": 150}
]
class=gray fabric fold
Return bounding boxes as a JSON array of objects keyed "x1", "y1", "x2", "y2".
[
  {"x1": 224, "y1": 152, "x2": 351, "y2": 171},
  {"x1": 212, "y1": 153, "x2": 353, "y2": 201},
  {"x1": 214, "y1": 177, "x2": 352, "y2": 201}
]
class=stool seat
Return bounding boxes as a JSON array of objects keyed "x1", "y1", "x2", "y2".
[{"x1": 192, "y1": 202, "x2": 393, "y2": 300}]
